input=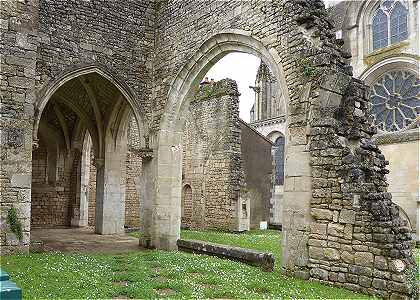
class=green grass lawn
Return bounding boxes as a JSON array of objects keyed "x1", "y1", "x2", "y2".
[{"x1": 0, "y1": 229, "x2": 384, "y2": 299}]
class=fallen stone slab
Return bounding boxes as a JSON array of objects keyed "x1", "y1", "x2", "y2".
[{"x1": 177, "y1": 239, "x2": 275, "y2": 271}]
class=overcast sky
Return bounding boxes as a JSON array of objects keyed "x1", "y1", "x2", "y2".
[
  {"x1": 205, "y1": 53, "x2": 260, "y2": 122},
  {"x1": 204, "y1": 0, "x2": 338, "y2": 123}
]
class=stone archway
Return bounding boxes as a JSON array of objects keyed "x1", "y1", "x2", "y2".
[
  {"x1": 32, "y1": 68, "x2": 146, "y2": 236},
  {"x1": 141, "y1": 32, "x2": 308, "y2": 257},
  {"x1": 147, "y1": 17, "x2": 417, "y2": 299}
]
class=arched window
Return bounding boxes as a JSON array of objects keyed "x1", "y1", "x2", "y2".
[
  {"x1": 273, "y1": 136, "x2": 285, "y2": 185},
  {"x1": 373, "y1": 10, "x2": 388, "y2": 50},
  {"x1": 181, "y1": 184, "x2": 192, "y2": 228},
  {"x1": 390, "y1": 2, "x2": 408, "y2": 44},
  {"x1": 372, "y1": 0, "x2": 409, "y2": 51}
]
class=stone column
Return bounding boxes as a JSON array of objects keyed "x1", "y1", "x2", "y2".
[
  {"x1": 281, "y1": 126, "x2": 312, "y2": 279},
  {"x1": 138, "y1": 155, "x2": 156, "y2": 248},
  {"x1": 94, "y1": 130, "x2": 127, "y2": 234},
  {"x1": 0, "y1": 0, "x2": 39, "y2": 254},
  {"x1": 71, "y1": 138, "x2": 91, "y2": 227},
  {"x1": 148, "y1": 129, "x2": 183, "y2": 250}
]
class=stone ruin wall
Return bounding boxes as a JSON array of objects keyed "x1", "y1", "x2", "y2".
[
  {"x1": 30, "y1": 144, "x2": 79, "y2": 227},
  {"x1": 29, "y1": 138, "x2": 141, "y2": 229},
  {"x1": 1, "y1": 0, "x2": 155, "y2": 252},
  {"x1": 154, "y1": 1, "x2": 417, "y2": 298},
  {"x1": 1, "y1": 0, "x2": 39, "y2": 254},
  {"x1": 287, "y1": 1, "x2": 418, "y2": 298},
  {"x1": 125, "y1": 151, "x2": 142, "y2": 228},
  {"x1": 0, "y1": 0, "x2": 417, "y2": 298},
  {"x1": 182, "y1": 79, "x2": 243, "y2": 231}
]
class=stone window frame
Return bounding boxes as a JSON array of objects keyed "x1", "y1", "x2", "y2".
[
  {"x1": 372, "y1": 0, "x2": 409, "y2": 51},
  {"x1": 370, "y1": 69, "x2": 419, "y2": 132},
  {"x1": 360, "y1": 0, "x2": 415, "y2": 56},
  {"x1": 273, "y1": 135, "x2": 285, "y2": 186},
  {"x1": 266, "y1": 130, "x2": 286, "y2": 186}
]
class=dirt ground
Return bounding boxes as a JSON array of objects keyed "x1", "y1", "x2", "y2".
[{"x1": 30, "y1": 227, "x2": 142, "y2": 253}]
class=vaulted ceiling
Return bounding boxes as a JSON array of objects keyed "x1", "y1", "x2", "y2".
[{"x1": 39, "y1": 73, "x2": 131, "y2": 158}]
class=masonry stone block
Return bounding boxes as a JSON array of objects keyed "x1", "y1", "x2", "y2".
[
  {"x1": 311, "y1": 208, "x2": 333, "y2": 221},
  {"x1": 354, "y1": 252, "x2": 374, "y2": 267},
  {"x1": 389, "y1": 259, "x2": 406, "y2": 273},
  {"x1": 341, "y1": 251, "x2": 354, "y2": 264},
  {"x1": 327, "y1": 223, "x2": 344, "y2": 237},
  {"x1": 310, "y1": 223, "x2": 327, "y2": 235},
  {"x1": 324, "y1": 248, "x2": 340, "y2": 261},
  {"x1": 339, "y1": 209, "x2": 356, "y2": 224},
  {"x1": 8, "y1": 76, "x2": 34, "y2": 89},
  {"x1": 372, "y1": 278, "x2": 387, "y2": 290},
  {"x1": 310, "y1": 268, "x2": 329, "y2": 281},
  {"x1": 10, "y1": 174, "x2": 31, "y2": 188},
  {"x1": 309, "y1": 246, "x2": 324, "y2": 260},
  {"x1": 374, "y1": 256, "x2": 388, "y2": 270}
]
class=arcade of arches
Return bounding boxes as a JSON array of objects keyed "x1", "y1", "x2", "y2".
[
  {"x1": 31, "y1": 73, "x2": 142, "y2": 233},
  {"x1": 1, "y1": 0, "x2": 418, "y2": 299}
]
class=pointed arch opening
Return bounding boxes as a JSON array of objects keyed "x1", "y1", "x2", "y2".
[{"x1": 31, "y1": 67, "x2": 148, "y2": 244}]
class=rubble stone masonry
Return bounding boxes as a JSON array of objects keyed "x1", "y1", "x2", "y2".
[
  {"x1": 0, "y1": 0, "x2": 417, "y2": 298},
  {"x1": 182, "y1": 80, "x2": 245, "y2": 231}
]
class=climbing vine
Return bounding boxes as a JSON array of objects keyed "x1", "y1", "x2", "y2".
[{"x1": 7, "y1": 206, "x2": 23, "y2": 241}]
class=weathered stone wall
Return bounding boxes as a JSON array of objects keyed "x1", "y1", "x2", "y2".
[
  {"x1": 329, "y1": 0, "x2": 420, "y2": 243},
  {"x1": 30, "y1": 141, "x2": 75, "y2": 227},
  {"x1": 125, "y1": 151, "x2": 142, "y2": 228},
  {"x1": 293, "y1": 2, "x2": 418, "y2": 298},
  {"x1": 1, "y1": 0, "x2": 154, "y2": 252},
  {"x1": 30, "y1": 135, "x2": 85, "y2": 228},
  {"x1": 36, "y1": 0, "x2": 155, "y2": 114},
  {"x1": 1, "y1": 0, "x2": 417, "y2": 297},
  {"x1": 182, "y1": 80, "x2": 244, "y2": 231},
  {"x1": 153, "y1": 0, "x2": 417, "y2": 297},
  {"x1": 240, "y1": 120, "x2": 273, "y2": 229},
  {"x1": 1, "y1": 0, "x2": 39, "y2": 254},
  {"x1": 181, "y1": 80, "x2": 272, "y2": 231},
  {"x1": 152, "y1": 1, "x2": 283, "y2": 130}
]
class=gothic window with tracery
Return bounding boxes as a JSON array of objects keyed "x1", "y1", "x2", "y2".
[
  {"x1": 390, "y1": 2, "x2": 408, "y2": 43},
  {"x1": 372, "y1": 0, "x2": 408, "y2": 51},
  {"x1": 370, "y1": 70, "x2": 420, "y2": 132},
  {"x1": 273, "y1": 136, "x2": 285, "y2": 185},
  {"x1": 373, "y1": 9, "x2": 388, "y2": 50}
]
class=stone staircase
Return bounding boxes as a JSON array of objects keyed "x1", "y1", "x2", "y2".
[{"x1": 0, "y1": 269, "x2": 21, "y2": 300}]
